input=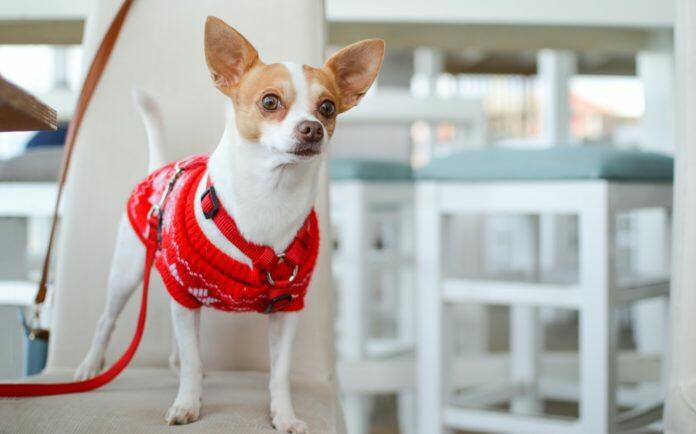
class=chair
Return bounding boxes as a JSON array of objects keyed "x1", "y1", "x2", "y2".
[
  {"x1": 330, "y1": 158, "x2": 415, "y2": 434},
  {"x1": 0, "y1": 1, "x2": 344, "y2": 433},
  {"x1": 416, "y1": 147, "x2": 673, "y2": 434}
]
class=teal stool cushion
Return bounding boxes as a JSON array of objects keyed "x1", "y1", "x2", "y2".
[
  {"x1": 416, "y1": 147, "x2": 674, "y2": 182},
  {"x1": 330, "y1": 158, "x2": 413, "y2": 181}
]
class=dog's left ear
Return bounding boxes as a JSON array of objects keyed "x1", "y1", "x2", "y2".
[
  {"x1": 204, "y1": 16, "x2": 259, "y2": 93},
  {"x1": 325, "y1": 39, "x2": 385, "y2": 113}
]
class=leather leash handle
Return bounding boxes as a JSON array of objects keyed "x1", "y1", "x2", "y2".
[{"x1": 35, "y1": 0, "x2": 135, "y2": 306}]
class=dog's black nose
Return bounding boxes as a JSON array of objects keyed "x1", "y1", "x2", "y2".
[{"x1": 295, "y1": 120, "x2": 324, "y2": 144}]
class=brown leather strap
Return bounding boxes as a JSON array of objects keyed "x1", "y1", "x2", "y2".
[{"x1": 35, "y1": 0, "x2": 135, "y2": 305}]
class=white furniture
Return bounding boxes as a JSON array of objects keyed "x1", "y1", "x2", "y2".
[
  {"x1": 417, "y1": 147, "x2": 673, "y2": 434},
  {"x1": 330, "y1": 159, "x2": 415, "y2": 434},
  {"x1": 332, "y1": 89, "x2": 486, "y2": 166},
  {"x1": 0, "y1": 181, "x2": 57, "y2": 307}
]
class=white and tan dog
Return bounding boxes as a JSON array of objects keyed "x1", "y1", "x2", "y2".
[{"x1": 75, "y1": 16, "x2": 384, "y2": 433}]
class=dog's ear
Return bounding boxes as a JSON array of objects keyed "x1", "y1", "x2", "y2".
[
  {"x1": 325, "y1": 39, "x2": 385, "y2": 113},
  {"x1": 204, "y1": 16, "x2": 259, "y2": 92}
]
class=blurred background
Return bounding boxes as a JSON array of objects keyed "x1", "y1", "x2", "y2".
[{"x1": 0, "y1": 1, "x2": 675, "y2": 433}]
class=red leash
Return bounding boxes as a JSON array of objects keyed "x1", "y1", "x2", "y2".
[
  {"x1": 0, "y1": 215, "x2": 157, "y2": 397},
  {"x1": 0, "y1": 0, "x2": 139, "y2": 398}
]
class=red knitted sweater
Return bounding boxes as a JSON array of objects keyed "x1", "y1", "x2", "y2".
[{"x1": 126, "y1": 155, "x2": 320, "y2": 313}]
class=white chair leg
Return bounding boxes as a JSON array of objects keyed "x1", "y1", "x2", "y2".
[
  {"x1": 398, "y1": 199, "x2": 415, "y2": 348},
  {"x1": 579, "y1": 192, "x2": 617, "y2": 434},
  {"x1": 631, "y1": 207, "x2": 669, "y2": 369},
  {"x1": 632, "y1": 298, "x2": 668, "y2": 357},
  {"x1": 344, "y1": 394, "x2": 370, "y2": 434},
  {"x1": 339, "y1": 184, "x2": 372, "y2": 434},
  {"x1": 510, "y1": 211, "x2": 543, "y2": 415},
  {"x1": 630, "y1": 298, "x2": 667, "y2": 405},
  {"x1": 510, "y1": 305, "x2": 542, "y2": 414},
  {"x1": 417, "y1": 183, "x2": 450, "y2": 434},
  {"x1": 397, "y1": 390, "x2": 417, "y2": 434}
]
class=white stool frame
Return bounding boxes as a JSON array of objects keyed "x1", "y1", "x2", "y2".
[
  {"x1": 331, "y1": 180, "x2": 415, "y2": 434},
  {"x1": 417, "y1": 180, "x2": 672, "y2": 434},
  {"x1": 0, "y1": 182, "x2": 57, "y2": 306}
]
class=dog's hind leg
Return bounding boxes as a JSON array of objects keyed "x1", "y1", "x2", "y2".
[
  {"x1": 74, "y1": 215, "x2": 145, "y2": 380},
  {"x1": 165, "y1": 301, "x2": 203, "y2": 425}
]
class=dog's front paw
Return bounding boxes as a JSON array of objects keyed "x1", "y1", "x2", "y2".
[
  {"x1": 165, "y1": 401, "x2": 201, "y2": 425},
  {"x1": 272, "y1": 413, "x2": 308, "y2": 434},
  {"x1": 74, "y1": 354, "x2": 104, "y2": 380}
]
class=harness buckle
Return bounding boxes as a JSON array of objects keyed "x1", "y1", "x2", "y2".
[
  {"x1": 265, "y1": 253, "x2": 299, "y2": 286},
  {"x1": 264, "y1": 294, "x2": 293, "y2": 314},
  {"x1": 201, "y1": 186, "x2": 219, "y2": 219}
]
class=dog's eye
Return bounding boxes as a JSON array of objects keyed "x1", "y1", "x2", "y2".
[
  {"x1": 318, "y1": 100, "x2": 335, "y2": 117},
  {"x1": 261, "y1": 94, "x2": 280, "y2": 111}
]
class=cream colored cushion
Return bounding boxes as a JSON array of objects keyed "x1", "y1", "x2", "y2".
[{"x1": 1, "y1": 368, "x2": 343, "y2": 433}]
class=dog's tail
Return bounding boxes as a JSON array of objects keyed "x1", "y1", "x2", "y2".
[{"x1": 132, "y1": 88, "x2": 166, "y2": 172}]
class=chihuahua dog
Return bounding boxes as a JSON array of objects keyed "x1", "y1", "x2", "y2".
[{"x1": 74, "y1": 16, "x2": 384, "y2": 433}]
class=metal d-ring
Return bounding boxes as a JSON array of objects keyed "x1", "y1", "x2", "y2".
[{"x1": 266, "y1": 253, "x2": 299, "y2": 286}]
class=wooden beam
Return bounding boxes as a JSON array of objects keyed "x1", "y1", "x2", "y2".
[{"x1": 0, "y1": 76, "x2": 57, "y2": 131}]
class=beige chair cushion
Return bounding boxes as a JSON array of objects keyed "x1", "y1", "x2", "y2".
[{"x1": 0, "y1": 368, "x2": 344, "y2": 433}]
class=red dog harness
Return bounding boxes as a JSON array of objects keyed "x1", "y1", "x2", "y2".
[{"x1": 127, "y1": 155, "x2": 320, "y2": 313}]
